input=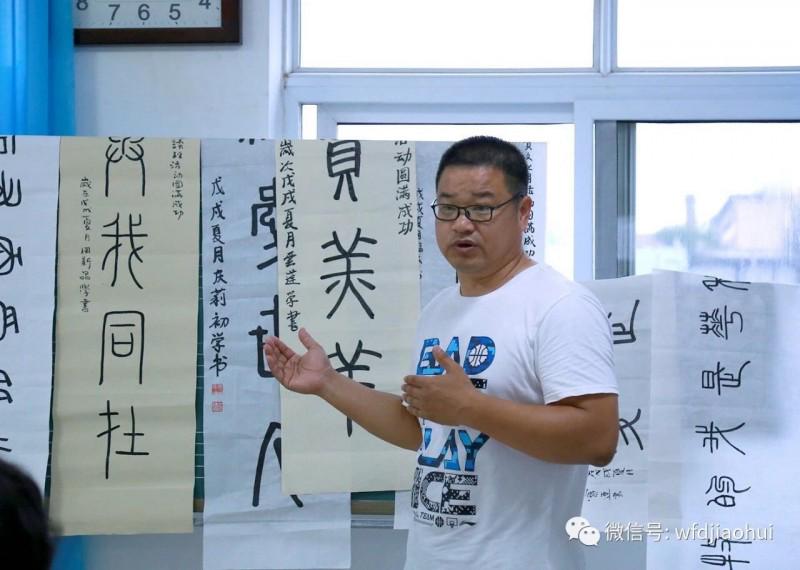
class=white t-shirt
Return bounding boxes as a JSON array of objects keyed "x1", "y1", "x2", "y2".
[{"x1": 404, "y1": 263, "x2": 618, "y2": 570}]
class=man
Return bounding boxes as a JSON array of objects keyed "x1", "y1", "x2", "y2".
[{"x1": 264, "y1": 136, "x2": 619, "y2": 569}]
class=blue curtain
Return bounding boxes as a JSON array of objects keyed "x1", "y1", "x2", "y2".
[
  {"x1": 52, "y1": 536, "x2": 86, "y2": 570},
  {"x1": 1, "y1": 4, "x2": 79, "y2": 565},
  {"x1": 0, "y1": 0, "x2": 75, "y2": 134}
]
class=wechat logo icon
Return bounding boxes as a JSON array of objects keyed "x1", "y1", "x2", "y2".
[{"x1": 566, "y1": 516, "x2": 601, "y2": 546}]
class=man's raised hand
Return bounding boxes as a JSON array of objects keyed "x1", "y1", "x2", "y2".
[
  {"x1": 262, "y1": 328, "x2": 335, "y2": 395},
  {"x1": 402, "y1": 345, "x2": 480, "y2": 425}
]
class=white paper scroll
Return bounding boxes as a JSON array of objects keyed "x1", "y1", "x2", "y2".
[
  {"x1": 582, "y1": 275, "x2": 651, "y2": 529},
  {"x1": 200, "y1": 139, "x2": 350, "y2": 570},
  {"x1": 414, "y1": 141, "x2": 546, "y2": 307},
  {"x1": 393, "y1": 490, "x2": 413, "y2": 530},
  {"x1": 51, "y1": 137, "x2": 199, "y2": 535},
  {"x1": 277, "y1": 140, "x2": 420, "y2": 494},
  {"x1": 647, "y1": 271, "x2": 800, "y2": 568},
  {"x1": 0, "y1": 135, "x2": 59, "y2": 488},
  {"x1": 415, "y1": 142, "x2": 457, "y2": 307}
]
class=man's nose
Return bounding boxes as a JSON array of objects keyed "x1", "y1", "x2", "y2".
[{"x1": 452, "y1": 210, "x2": 475, "y2": 231}]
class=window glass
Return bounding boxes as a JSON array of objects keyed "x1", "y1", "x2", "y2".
[
  {"x1": 635, "y1": 123, "x2": 800, "y2": 284},
  {"x1": 300, "y1": 0, "x2": 594, "y2": 69},
  {"x1": 618, "y1": 0, "x2": 800, "y2": 68},
  {"x1": 301, "y1": 105, "x2": 318, "y2": 139}
]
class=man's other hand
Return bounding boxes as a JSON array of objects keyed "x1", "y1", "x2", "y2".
[{"x1": 402, "y1": 346, "x2": 479, "y2": 425}]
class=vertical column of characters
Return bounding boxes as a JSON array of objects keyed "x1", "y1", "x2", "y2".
[
  {"x1": 321, "y1": 140, "x2": 383, "y2": 439},
  {"x1": 394, "y1": 142, "x2": 416, "y2": 239},
  {"x1": 207, "y1": 170, "x2": 229, "y2": 415},
  {"x1": 96, "y1": 137, "x2": 150, "y2": 480},
  {"x1": 279, "y1": 140, "x2": 301, "y2": 333},
  {"x1": 584, "y1": 280, "x2": 653, "y2": 547},
  {"x1": 170, "y1": 139, "x2": 185, "y2": 220},
  {"x1": 320, "y1": 140, "x2": 377, "y2": 318},
  {"x1": 246, "y1": 161, "x2": 296, "y2": 507},
  {"x1": 695, "y1": 276, "x2": 754, "y2": 566},
  {"x1": 79, "y1": 177, "x2": 94, "y2": 312},
  {"x1": 0, "y1": 136, "x2": 22, "y2": 455},
  {"x1": 588, "y1": 294, "x2": 643, "y2": 508},
  {"x1": 522, "y1": 142, "x2": 536, "y2": 259},
  {"x1": 610, "y1": 293, "x2": 643, "y2": 503},
  {"x1": 248, "y1": 172, "x2": 279, "y2": 379},
  {"x1": 415, "y1": 184, "x2": 424, "y2": 278}
]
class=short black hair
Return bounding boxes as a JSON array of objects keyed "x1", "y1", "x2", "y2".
[
  {"x1": 0, "y1": 458, "x2": 53, "y2": 570},
  {"x1": 435, "y1": 136, "x2": 528, "y2": 197}
]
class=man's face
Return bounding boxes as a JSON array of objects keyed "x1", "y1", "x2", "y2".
[{"x1": 435, "y1": 165, "x2": 531, "y2": 280}]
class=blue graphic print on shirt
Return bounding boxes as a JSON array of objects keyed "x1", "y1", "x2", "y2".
[{"x1": 411, "y1": 336, "x2": 495, "y2": 528}]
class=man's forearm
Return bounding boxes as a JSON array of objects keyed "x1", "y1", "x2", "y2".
[
  {"x1": 319, "y1": 372, "x2": 422, "y2": 451},
  {"x1": 461, "y1": 392, "x2": 618, "y2": 466}
]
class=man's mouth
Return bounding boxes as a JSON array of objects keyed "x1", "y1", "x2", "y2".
[{"x1": 454, "y1": 240, "x2": 476, "y2": 251}]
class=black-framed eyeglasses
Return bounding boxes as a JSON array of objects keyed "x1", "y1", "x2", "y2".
[{"x1": 430, "y1": 193, "x2": 525, "y2": 222}]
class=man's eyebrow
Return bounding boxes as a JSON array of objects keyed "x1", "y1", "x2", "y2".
[
  {"x1": 437, "y1": 191, "x2": 495, "y2": 200},
  {"x1": 470, "y1": 191, "x2": 495, "y2": 199}
]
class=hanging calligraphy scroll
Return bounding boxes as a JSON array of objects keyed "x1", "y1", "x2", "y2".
[
  {"x1": 0, "y1": 135, "x2": 59, "y2": 489},
  {"x1": 50, "y1": 137, "x2": 199, "y2": 535},
  {"x1": 200, "y1": 139, "x2": 350, "y2": 569},
  {"x1": 414, "y1": 141, "x2": 456, "y2": 307},
  {"x1": 277, "y1": 139, "x2": 420, "y2": 494},
  {"x1": 647, "y1": 271, "x2": 799, "y2": 567}
]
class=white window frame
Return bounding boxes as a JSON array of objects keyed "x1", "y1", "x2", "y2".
[{"x1": 276, "y1": 0, "x2": 800, "y2": 280}]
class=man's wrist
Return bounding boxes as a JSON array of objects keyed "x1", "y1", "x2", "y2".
[
  {"x1": 459, "y1": 388, "x2": 487, "y2": 428},
  {"x1": 317, "y1": 367, "x2": 344, "y2": 402}
]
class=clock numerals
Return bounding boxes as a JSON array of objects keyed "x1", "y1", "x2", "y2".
[
  {"x1": 73, "y1": 0, "x2": 238, "y2": 44},
  {"x1": 75, "y1": 1, "x2": 221, "y2": 28}
]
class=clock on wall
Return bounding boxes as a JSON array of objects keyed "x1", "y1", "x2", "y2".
[{"x1": 73, "y1": 0, "x2": 240, "y2": 45}]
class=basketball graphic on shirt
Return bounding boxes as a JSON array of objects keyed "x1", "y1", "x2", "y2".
[{"x1": 466, "y1": 342, "x2": 490, "y2": 368}]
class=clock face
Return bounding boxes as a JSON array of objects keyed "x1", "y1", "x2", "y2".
[{"x1": 74, "y1": 0, "x2": 222, "y2": 29}]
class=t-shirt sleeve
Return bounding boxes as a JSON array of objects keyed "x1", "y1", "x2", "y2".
[{"x1": 535, "y1": 290, "x2": 618, "y2": 405}]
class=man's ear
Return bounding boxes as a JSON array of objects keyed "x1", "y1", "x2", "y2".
[{"x1": 518, "y1": 196, "x2": 533, "y2": 228}]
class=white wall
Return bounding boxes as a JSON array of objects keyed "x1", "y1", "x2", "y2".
[{"x1": 73, "y1": 0, "x2": 273, "y2": 138}]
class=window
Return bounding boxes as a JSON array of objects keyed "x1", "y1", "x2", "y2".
[
  {"x1": 635, "y1": 123, "x2": 800, "y2": 284},
  {"x1": 285, "y1": 0, "x2": 800, "y2": 280},
  {"x1": 617, "y1": 0, "x2": 800, "y2": 69},
  {"x1": 299, "y1": 0, "x2": 594, "y2": 69}
]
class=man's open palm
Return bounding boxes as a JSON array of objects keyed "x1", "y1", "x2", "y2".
[{"x1": 262, "y1": 328, "x2": 334, "y2": 395}]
